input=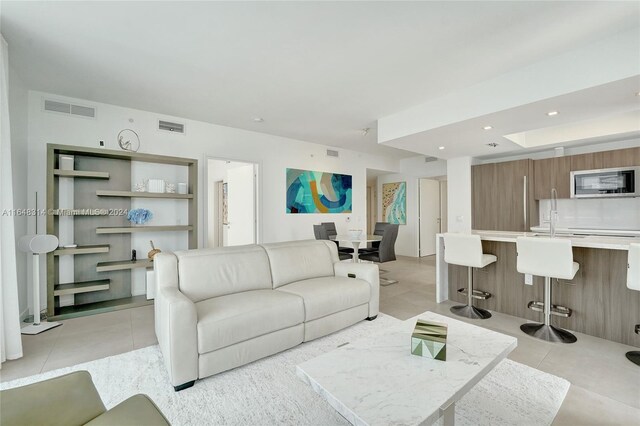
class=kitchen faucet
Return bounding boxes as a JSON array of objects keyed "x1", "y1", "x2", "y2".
[{"x1": 550, "y1": 188, "x2": 558, "y2": 238}]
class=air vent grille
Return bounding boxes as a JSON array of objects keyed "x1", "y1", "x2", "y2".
[
  {"x1": 424, "y1": 156, "x2": 438, "y2": 163},
  {"x1": 44, "y1": 99, "x2": 95, "y2": 118},
  {"x1": 326, "y1": 149, "x2": 339, "y2": 158},
  {"x1": 70, "y1": 104, "x2": 95, "y2": 118},
  {"x1": 159, "y1": 120, "x2": 185, "y2": 134},
  {"x1": 44, "y1": 100, "x2": 70, "y2": 114}
]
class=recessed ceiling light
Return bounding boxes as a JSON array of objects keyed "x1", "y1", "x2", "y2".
[
  {"x1": 253, "y1": 117, "x2": 264, "y2": 122},
  {"x1": 483, "y1": 126, "x2": 493, "y2": 130},
  {"x1": 546, "y1": 111, "x2": 559, "y2": 116},
  {"x1": 438, "y1": 146, "x2": 445, "y2": 150},
  {"x1": 636, "y1": 92, "x2": 640, "y2": 96}
]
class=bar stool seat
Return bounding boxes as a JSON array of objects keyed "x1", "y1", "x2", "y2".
[
  {"x1": 443, "y1": 233, "x2": 495, "y2": 320},
  {"x1": 625, "y1": 243, "x2": 640, "y2": 366},
  {"x1": 516, "y1": 236, "x2": 579, "y2": 344}
]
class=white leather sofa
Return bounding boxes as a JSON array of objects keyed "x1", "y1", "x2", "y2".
[{"x1": 154, "y1": 240, "x2": 380, "y2": 391}]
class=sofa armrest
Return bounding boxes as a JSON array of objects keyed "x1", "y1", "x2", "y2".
[
  {"x1": 85, "y1": 394, "x2": 170, "y2": 426},
  {"x1": 155, "y1": 286, "x2": 198, "y2": 388},
  {"x1": 0, "y1": 371, "x2": 106, "y2": 426},
  {"x1": 334, "y1": 262, "x2": 379, "y2": 318}
]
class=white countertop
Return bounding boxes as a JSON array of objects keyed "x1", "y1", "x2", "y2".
[
  {"x1": 436, "y1": 230, "x2": 640, "y2": 251},
  {"x1": 530, "y1": 226, "x2": 640, "y2": 237}
]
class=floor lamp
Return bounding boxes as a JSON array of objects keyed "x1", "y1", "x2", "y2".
[{"x1": 18, "y1": 234, "x2": 61, "y2": 335}]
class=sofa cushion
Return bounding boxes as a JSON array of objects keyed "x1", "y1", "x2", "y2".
[
  {"x1": 175, "y1": 245, "x2": 272, "y2": 302},
  {"x1": 262, "y1": 240, "x2": 338, "y2": 288},
  {"x1": 195, "y1": 289, "x2": 304, "y2": 354},
  {"x1": 276, "y1": 276, "x2": 370, "y2": 321}
]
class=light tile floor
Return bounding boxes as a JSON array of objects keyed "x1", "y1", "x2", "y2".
[{"x1": 2, "y1": 255, "x2": 639, "y2": 425}]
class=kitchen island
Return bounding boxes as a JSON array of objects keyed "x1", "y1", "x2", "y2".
[{"x1": 436, "y1": 231, "x2": 640, "y2": 345}]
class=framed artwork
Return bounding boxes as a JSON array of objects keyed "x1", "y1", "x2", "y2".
[
  {"x1": 286, "y1": 168, "x2": 352, "y2": 214},
  {"x1": 382, "y1": 181, "x2": 406, "y2": 224}
]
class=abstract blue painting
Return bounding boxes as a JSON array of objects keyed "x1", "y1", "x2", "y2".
[{"x1": 286, "y1": 168, "x2": 352, "y2": 214}]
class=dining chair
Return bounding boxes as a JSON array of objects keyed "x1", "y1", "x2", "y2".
[
  {"x1": 359, "y1": 224, "x2": 399, "y2": 285},
  {"x1": 313, "y1": 224, "x2": 352, "y2": 261}
]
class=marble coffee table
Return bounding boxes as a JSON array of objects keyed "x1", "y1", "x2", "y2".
[{"x1": 297, "y1": 311, "x2": 517, "y2": 426}]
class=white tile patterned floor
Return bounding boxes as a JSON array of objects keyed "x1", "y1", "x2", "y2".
[{"x1": 2, "y1": 255, "x2": 639, "y2": 425}]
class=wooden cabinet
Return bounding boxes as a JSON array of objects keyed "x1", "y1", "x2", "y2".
[
  {"x1": 472, "y1": 159, "x2": 534, "y2": 231},
  {"x1": 472, "y1": 163, "x2": 498, "y2": 230},
  {"x1": 533, "y1": 156, "x2": 571, "y2": 199},
  {"x1": 474, "y1": 147, "x2": 639, "y2": 231},
  {"x1": 570, "y1": 151, "x2": 604, "y2": 171},
  {"x1": 600, "y1": 147, "x2": 640, "y2": 168}
]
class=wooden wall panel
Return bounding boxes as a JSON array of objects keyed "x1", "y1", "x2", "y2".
[{"x1": 445, "y1": 241, "x2": 639, "y2": 346}]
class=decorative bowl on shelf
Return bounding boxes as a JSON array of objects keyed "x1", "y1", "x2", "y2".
[
  {"x1": 127, "y1": 209, "x2": 153, "y2": 225},
  {"x1": 348, "y1": 229, "x2": 363, "y2": 239}
]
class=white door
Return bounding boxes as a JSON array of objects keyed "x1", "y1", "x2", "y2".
[
  {"x1": 419, "y1": 178, "x2": 441, "y2": 256},
  {"x1": 226, "y1": 164, "x2": 256, "y2": 246}
]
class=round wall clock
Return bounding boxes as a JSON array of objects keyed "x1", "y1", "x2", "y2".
[{"x1": 117, "y1": 129, "x2": 141, "y2": 152}]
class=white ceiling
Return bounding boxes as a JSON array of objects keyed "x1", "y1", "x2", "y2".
[
  {"x1": 382, "y1": 76, "x2": 640, "y2": 159},
  {"x1": 2, "y1": 1, "x2": 639, "y2": 159}
]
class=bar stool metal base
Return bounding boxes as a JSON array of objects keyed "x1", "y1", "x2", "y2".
[
  {"x1": 520, "y1": 323, "x2": 577, "y2": 344},
  {"x1": 626, "y1": 351, "x2": 640, "y2": 366},
  {"x1": 450, "y1": 304, "x2": 492, "y2": 320}
]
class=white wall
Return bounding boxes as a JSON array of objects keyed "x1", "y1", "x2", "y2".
[
  {"x1": 399, "y1": 156, "x2": 447, "y2": 177},
  {"x1": 446, "y1": 157, "x2": 472, "y2": 233},
  {"x1": 373, "y1": 157, "x2": 448, "y2": 257},
  {"x1": 26, "y1": 91, "x2": 400, "y2": 311},
  {"x1": 8, "y1": 58, "x2": 29, "y2": 318}
]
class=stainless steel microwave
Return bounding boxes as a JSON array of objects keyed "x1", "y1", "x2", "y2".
[{"x1": 571, "y1": 167, "x2": 640, "y2": 198}]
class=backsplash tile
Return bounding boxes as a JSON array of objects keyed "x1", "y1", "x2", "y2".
[{"x1": 539, "y1": 198, "x2": 640, "y2": 230}]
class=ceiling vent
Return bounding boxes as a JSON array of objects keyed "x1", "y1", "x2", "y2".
[
  {"x1": 159, "y1": 120, "x2": 185, "y2": 134},
  {"x1": 424, "y1": 156, "x2": 438, "y2": 163},
  {"x1": 326, "y1": 149, "x2": 339, "y2": 158},
  {"x1": 44, "y1": 99, "x2": 96, "y2": 118}
]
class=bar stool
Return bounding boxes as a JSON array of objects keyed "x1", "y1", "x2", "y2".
[
  {"x1": 516, "y1": 237, "x2": 579, "y2": 344},
  {"x1": 625, "y1": 243, "x2": 640, "y2": 366},
  {"x1": 443, "y1": 233, "x2": 495, "y2": 320}
]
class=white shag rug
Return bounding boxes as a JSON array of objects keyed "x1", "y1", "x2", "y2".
[{"x1": 2, "y1": 314, "x2": 569, "y2": 426}]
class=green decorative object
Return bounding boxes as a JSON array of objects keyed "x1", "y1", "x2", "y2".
[{"x1": 411, "y1": 319, "x2": 447, "y2": 361}]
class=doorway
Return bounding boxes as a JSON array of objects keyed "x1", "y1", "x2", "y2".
[
  {"x1": 206, "y1": 158, "x2": 258, "y2": 247},
  {"x1": 419, "y1": 178, "x2": 446, "y2": 257},
  {"x1": 366, "y1": 168, "x2": 391, "y2": 233}
]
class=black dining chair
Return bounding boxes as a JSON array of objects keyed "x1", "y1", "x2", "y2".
[
  {"x1": 359, "y1": 224, "x2": 399, "y2": 285},
  {"x1": 321, "y1": 222, "x2": 354, "y2": 254},
  {"x1": 359, "y1": 222, "x2": 389, "y2": 254},
  {"x1": 313, "y1": 224, "x2": 352, "y2": 261}
]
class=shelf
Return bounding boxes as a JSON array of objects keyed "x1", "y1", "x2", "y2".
[
  {"x1": 54, "y1": 244, "x2": 110, "y2": 256},
  {"x1": 54, "y1": 279, "x2": 110, "y2": 296},
  {"x1": 54, "y1": 169, "x2": 110, "y2": 179},
  {"x1": 96, "y1": 190, "x2": 193, "y2": 199},
  {"x1": 96, "y1": 225, "x2": 193, "y2": 234},
  {"x1": 52, "y1": 209, "x2": 110, "y2": 216},
  {"x1": 50, "y1": 295, "x2": 152, "y2": 320},
  {"x1": 96, "y1": 259, "x2": 153, "y2": 272}
]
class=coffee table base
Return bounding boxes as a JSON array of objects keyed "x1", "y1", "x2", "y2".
[{"x1": 440, "y1": 401, "x2": 455, "y2": 426}]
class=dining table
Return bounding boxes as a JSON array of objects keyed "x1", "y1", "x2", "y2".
[{"x1": 330, "y1": 234, "x2": 383, "y2": 262}]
